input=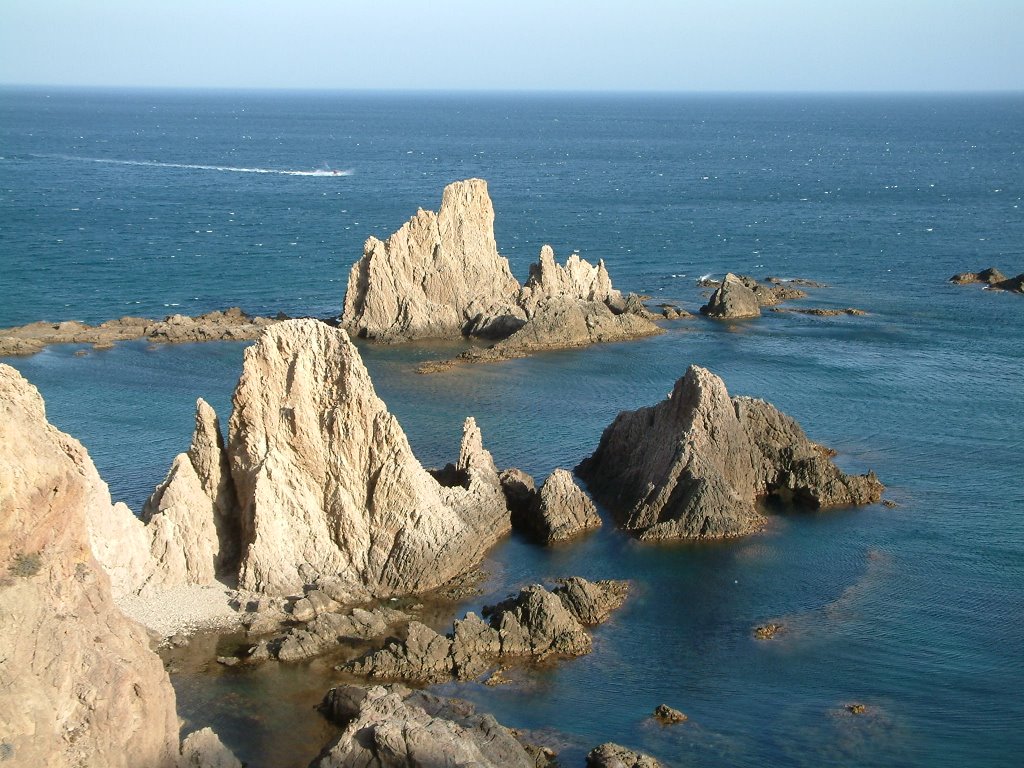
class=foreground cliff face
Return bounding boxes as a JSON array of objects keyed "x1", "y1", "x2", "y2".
[
  {"x1": 229, "y1": 319, "x2": 512, "y2": 596},
  {"x1": 340, "y1": 179, "x2": 523, "y2": 341},
  {"x1": 0, "y1": 364, "x2": 180, "y2": 767},
  {"x1": 577, "y1": 365, "x2": 884, "y2": 540}
]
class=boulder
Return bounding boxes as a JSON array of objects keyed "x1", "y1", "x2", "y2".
[
  {"x1": 0, "y1": 364, "x2": 237, "y2": 768},
  {"x1": 517, "y1": 469, "x2": 602, "y2": 544},
  {"x1": 340, "y1": 178, "x2": 523, "y2": 341},
  {"x1": 653, "y1": 704, "x2": 688, "y2": 724},
  {"x1": 228, "y1": 319, "x2": 511, "y2": 596},
  {"x1": 577, "y1": 365, "x2": 884, "y2": 540},
  {"x1": 699, "y1": 273, "x2": 762, "y2": 319},
  {"x1": 587, "y1": 742, "x2": 663, "y2": 768},
  {"x1": 314, "y1": 684, "x2": 547, "y2": 768},
  {"x1": 949, "y1": 267, "x2": 1007, "y2": 285},
  {"x1": 265, "y1": 606, "x2": 409, "y2": 663},
  {"x1": 993, "y1": 273, "x2": 1024, "y2": 293}
]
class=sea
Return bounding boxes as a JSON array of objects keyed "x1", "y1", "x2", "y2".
[{"x1": 1, "y1": 88, "x2": 1022, "y2": 768}]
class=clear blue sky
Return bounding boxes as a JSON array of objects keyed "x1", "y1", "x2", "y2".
[{"x1": 1, "y1": 0, "x2": 1021, "y2": 92}]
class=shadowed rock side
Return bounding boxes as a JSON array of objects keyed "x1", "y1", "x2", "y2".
[
  {"x1": 346, "y1": 578, "x2": 629, "y2": 683},
  {"x1": 516, "y1": 468, "x2": 603, "y2": 544},
  {"x1": 700, "y1": 272, "x2": 762, "y2": 319},
  {"x1": 314, "y1": 684, "x2": 554, "y2": 768},
  {"x1": 340, "y1": 178, "x2": 523, "y2": 341},
  {"x1": 141, "y1": 398, "x2": 240, "y2": 591},
  {"x1": 0, "y1": 306, "x2": 281, "y2": 357},
  {"x1": 950, "y1": 267, "x2": 1023, "y2": 293},
  {"x1": 0, "y1": 364, "x2": 237, "y2": 768},
  {"x1": 228, "y1": 319, "x2": 512, "y2": 596},
  {"x1": 577, "y1": 365, "x2": 884, "y2": 540}
]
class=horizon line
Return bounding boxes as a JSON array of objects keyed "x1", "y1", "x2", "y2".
[{"x1": 1, "y1": 83, "x2": 1022, "y2": 98}]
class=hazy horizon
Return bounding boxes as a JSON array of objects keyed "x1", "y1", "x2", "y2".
[{"x1": 1, "y1": 1, "x2": 1021, "y2": 93}]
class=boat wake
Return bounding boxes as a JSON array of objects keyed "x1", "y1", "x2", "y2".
[{"x1": 36, "y1": 154, "x2": 352, "y2": 177}]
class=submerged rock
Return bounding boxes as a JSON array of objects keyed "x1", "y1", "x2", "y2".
[
  {"x1": 0, "y1": 364, "x2": 237, "y2": 768},
  {"x1": 314, "y1": 684, "x2": 551, "y2": 768},
  {"x1": 577, "y1": 365, "x2": 884, "y2": 540},
  {"x1": 229, "y1": 319, "x2": 512, "y2": 596},
  {"x1": 345, "y1": 578, "x2": 629, "y2": 683}
]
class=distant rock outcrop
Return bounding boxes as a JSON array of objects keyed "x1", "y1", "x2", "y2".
[
  {"x1": 346, "y1": 578, "x2": 629, "y2": 683},
  {"x1": 0, "y1": 364, "x2": 236, "y2": 768},
  {"x1": 315, "y1": 684, "x2": 553, "y2": 768},
  {"x1": 229, "y1": 319, "x2": 512, "y2": 596},
  {"x1": 577, "y1": 365, "x2": 884, "y2": 540},
  {"x1": 340, "y1": 179, "x2": 523, "y2": 341},
  {"x1": 339, "y1": 179, "x2": 663, "y2": 368},
  {"x1": 950, "y1": 267, "x2": 1023, "y2": 293},
  {"x1": 0, "y1": 306, "x2": 281, "y2": 357},
  {"x1": 700, "y1": 273, "x2": 762, "y2": 319}
]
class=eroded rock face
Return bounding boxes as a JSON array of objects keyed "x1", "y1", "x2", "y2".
[
  {"x1": 141, "y1": 398, "x2": 240, "y2": 592},
  {"x1": 346, "y1": 578, "x2": 628, "y2": 683},
  {"x1": 315, "y1": 685, "x2": 548, "y2": 768},
  {"x1": 577, "y1": 365, "x2": 884, "y2": 540},
  {"x1": 518, "y1": 245, "x2": 621, "y2": 316},
  {"x1": 341, "y1": 179, "x2": 523, "y2": 341},
  {"x1": 0, "y1": 364, "x2": 177, "y2": 767},
  {"x1": 229, "y1": 319, "x2": 511, "y2": 596},
  {"x1": 518, "y1": 468, "x2": 602, "y2": 544}
]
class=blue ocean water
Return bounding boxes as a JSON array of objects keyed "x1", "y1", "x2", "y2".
[{"x1": 2, "y1": 89, "x2": 1022, "y2": 768}]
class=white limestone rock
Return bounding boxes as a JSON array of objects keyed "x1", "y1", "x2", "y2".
[{"x1": 228, "y1": 319, "x2": 511, "y2": 596}]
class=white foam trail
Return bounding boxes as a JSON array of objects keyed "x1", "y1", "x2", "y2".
[{"x1": 38, "y1": 154, "x2": 352, "y2": 177}]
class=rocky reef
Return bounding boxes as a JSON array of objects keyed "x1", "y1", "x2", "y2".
[
  {"x1": 0, "y1": 306, "x2": 281, "y2": 357},
  {"x1": 699, "y1": 273, "x2": 810, "y2": 319},
  {"x1": 577, "y1": 365, "x2": 884, "y2": 540},
  {"x1": 346, "y1": 577, "x2": 629, "y2": 683},
  {"x1": 950, "y1": 267, "x2": 1023, "y2": 293},
  {"x1": 339, "y1": 179, "x2": 664, "y2": 367},
  {"x1": 0, "y1": 364, "x2": 237, "y2": 767}
]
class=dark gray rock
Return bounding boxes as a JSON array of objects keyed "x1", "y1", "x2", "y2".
[{"x1": 577, "y1": 365, "x2": 884, "y2": 540}]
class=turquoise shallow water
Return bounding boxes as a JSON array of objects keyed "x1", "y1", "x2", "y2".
[{"x1": 2, "y1": 89, "x2": 1023, "y2": 767}]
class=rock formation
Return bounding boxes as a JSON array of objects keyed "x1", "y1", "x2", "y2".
[
  {"x1": 769, "y1": 307, "x2": 868, "y2": 317},
  {"x1": 700, "y1": 273, "x2": 763, "y2": 319},
  {"x1": 251, "y1": 605, "x2": 410, "y2": 663},
  {"x1": 577, "y1": 365, "x2": 884, "y2": 540},
  {"x1": 0, "y1": 306, "x2": 281, "y2": 357},
  {"x1": 516, "y1": 468, "x2": 603, "y2": 544},
  {"x1": 141, "y1": 398, "x2": 240, "y2": 591},
  {"x1": 950, "y1": 267, "x2": 1023, "y2": 293},
  {"x1": 314, "y1": 684, "x2": 552, "y2": 768},
  {"x1": 229, "y1": 319, "x2": 512, "y2": 596},
  {"x1": 346, "y1": 578, "x2": 629, "y2": 683},
  {"x1": 340, "y1": 179, "x2": 523, "y2": 341},
  {"x1": 587, "y1": 743, "x2": 663, "y2": 768},
  {"x1": 0, "y1": 364, "x2": 236, "y2": 768}
]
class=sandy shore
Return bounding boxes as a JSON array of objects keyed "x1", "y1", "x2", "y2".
[{"x1": 117, "y1": 584, "x2": 243, "y2": 639}]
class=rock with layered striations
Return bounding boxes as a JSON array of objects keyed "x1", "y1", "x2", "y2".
[
  {"x1": 517, "y1": 468, "x2": 602, "y2": 544},
  {"x1": 228, "y1": 319, "x2": 511, "y2": 596},
  {"x1": 141, "y1": 398, "x2": 240, "y2": 592},
  {"x1": 315, "y1": 684, "x2": 549, "y2": 768},
  {"x1": 577, "y1": 365, "x2": 884, "y2": 540},
  {"x1": 0, "y1": 364, "x2": 238, "y2": 768},
  {"x1": 700, "y1": 273, "x2": 762, "y2": 319},
  {"x1": 340, "y1": 179, "x2": 524, "y2": 341},
  {"x1": 346, "y1": 578, "x2": 628, "y2": 683},
  {"x1": 518, "y1": 245, "x2": 621, "y2": 315}
]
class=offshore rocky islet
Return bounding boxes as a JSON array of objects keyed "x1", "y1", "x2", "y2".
[{"x1": 1, "y1": 178, "x2": 892, "y2": 767}]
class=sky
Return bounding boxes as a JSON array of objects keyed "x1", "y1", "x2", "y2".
[{"x1": 0, "y1": 0, "x2": 1021, "y2": 92}]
